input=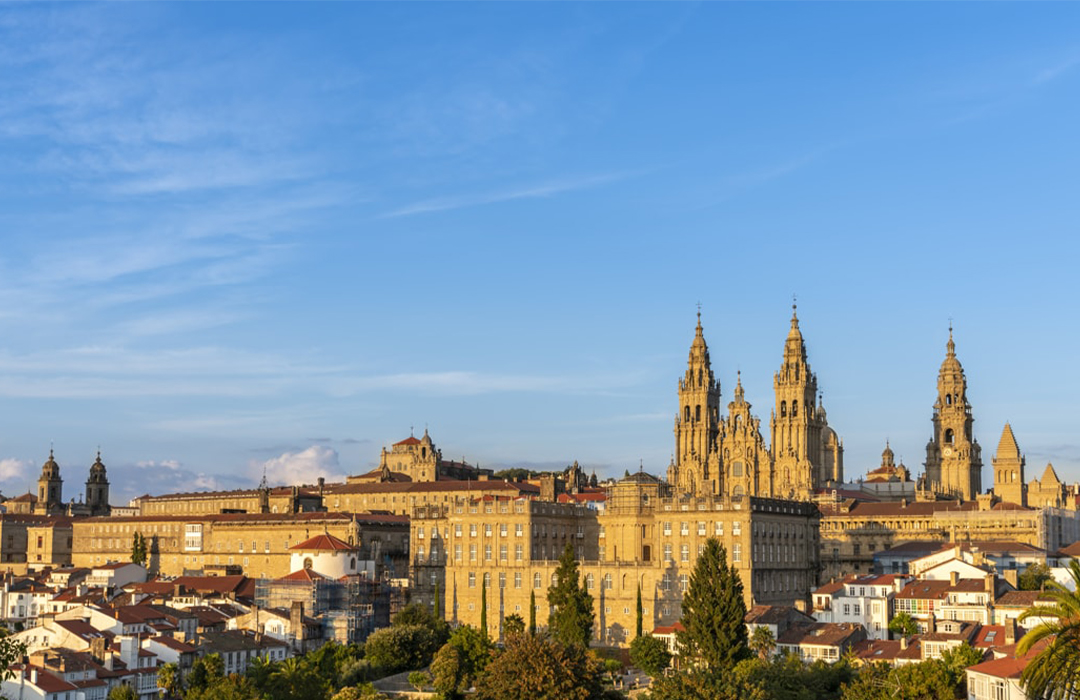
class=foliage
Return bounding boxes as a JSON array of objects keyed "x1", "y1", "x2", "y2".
[
  {"x1": 480, "y1": 577, "x2": 488, "y2": 639},
  {"x1": 130, "y1": 532, "x2": 148, "y2": 566},
  {"x1": 393, "y1": 603, "x2": 450, "y2": 648},
  {"x1": 267, "y1": 656, "x2": 331, "y2": 700},
  {"x1": 107, "y1": 685, "x2": 139, "y2": 700},
  {"x1": 244, "y1": 654, "x2": 277, "y2": 692},
  {"x1": 337, "y1": 658, "x2": 381, "y2": 687},
  {"x1": 547, "y1": 542, "x2": 595, "y2": 648},
  {"x1": 888, "y1": 612, "x2": 918, "y2": 638},
  {"x1": 676, "y1": 538, "x2": 749, "y2": 669},
  {"x1": 503, "y1": 613, "x2": 526, "y2": 637},
  {"x1": 431, "y1": 643, "x2": 468, "y2": 699},
  {"x1": 493, "y1": 468, "x2": 540, "y2": 481},
  {"x1": 1018, "y1": 562, "x2": 1053, "y2": 591},
  {"x1": 185, "y1": 674, "x2": 263, "y2": 700},
  {"x1": 603, "y1": 657, "x2": 624, "y2": 676},
  {"x1": 364, "y1": 624, "x2": 441, "y2": 672},
  {"x1": 636, "y1": 582, "x2": 644, "y2": 638},
  {"x1": 749, "y1": 626, "x2": 776, "y2": 661},
  {"x1": 939, "y1": 641, "x2": 984, "y2": 690},
  {"x1": 474, "y1": 633, "x2": 605, "y2": 700},
  {"x1": 157, "y1": 661, "x2": 183, "y2": 698},
  {"x1": 1018, "y1": 558, "x2": 1080, "y2": 700},
  {"x1": 0, "y1": 636, "x2": 27, "y2": 682},
  {"x1": 408, "y1": 670, "x2": 429, "y2": 692},
  {"x1": 436, "y1": 624, "x2": 494, "y2": 693},
  {"x1": 630, "y1": 634, "x2": 672, "y2": 678},
  {"x1": 330, "y1": 686, "x2": 389, "y2": 700},
  {"x1": 647, "y1": 665, "x2": 763, "y2": 700},
  {"x1": 735, "y1": 654, "x2": 853, "y2": 700},
  {"x1": 839, "y1": 659, "x2": 956, "y2": 700},
  {"x1": 529, "y1": 590, "x2": 537, "y2": 635},
  {"x1": 187, "y1": 653, "x2": 225, "y2": 693}
]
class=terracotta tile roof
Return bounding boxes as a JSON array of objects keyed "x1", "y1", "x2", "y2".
[
  {"x1": 290, "y1": 533, "x2": 357, "y2": 552},
  {"x1": 896, "y1": 580, "x2": 952, "y2": 600},
  {"x1": 275, "y1": 568, "x2": 333, "y2": 583},
  {"x1": 851, "y1": 639, "x2": 904, "y2": 662},
  {"x1": 777, "y1": 622, "x2": 865, "y2": 647},
  {"x1": 1054, "y1": 540, "x2": 1080, "y2": 557},
  {"x1": 651, "y1": 622, "x2": 685, "y2": 635},
  {"x1": 972, "y1": 625, "x2": 1007, "y2": 648},
  {"x1": 814, "y1": 580, "x2": 846, "y2": 596},
  {"x1": 744, "y1": 605, "x2": 815, "y2": 626},
  {"x1": 995, "y1": 590, "x2": 1052, "y2": 608},
  {"x1": 150, "y1": 636, "x2": 199, "y2": 652},
  {"x1": 327, "y1": 480, "x2": 540, "y2": 496},
  {"x1": 80, "y1": 511, "x2": 397, "y2": 525},
  {"x1": 394, "y1": 436, "x2": 422, "y2": 446}
]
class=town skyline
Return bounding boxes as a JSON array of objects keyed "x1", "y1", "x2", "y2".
[{"x1": 2, "y1": 3, "x2": 1080, "y2": 505}]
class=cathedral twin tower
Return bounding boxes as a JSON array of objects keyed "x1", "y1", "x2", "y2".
[{"x1": 668, "y1": 306, "x2": 844, "y2": 501}]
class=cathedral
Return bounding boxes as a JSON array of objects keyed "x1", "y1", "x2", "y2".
[{"x1": 667, "y1": 306, "x2": 844, "y2": 501}]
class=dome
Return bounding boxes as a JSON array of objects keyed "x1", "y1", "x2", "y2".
[{"x1": 40, "y1": 449, "x2": 60, "y2": 479}]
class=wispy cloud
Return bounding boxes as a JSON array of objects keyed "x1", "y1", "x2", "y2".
[
  {"x1": 381, "y1": 172, "x2": 635, "y2": 218},
  {"x1": 1033, "y1": 53, "x2": 1080, "y2": 85}
]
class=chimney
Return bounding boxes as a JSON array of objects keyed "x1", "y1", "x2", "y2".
[
  {"x1": 984, "y1": 573, "x2": 995, "y2": 595},
  {"x1": 794, "y1": 598, "x2": 808, "y2": 613},
  {"x1": 290, "y1": 601, "x2": 305, "y2": 644},
  {"x1": 1005, "y1": 618, "x2": 1017, "y2": 645},
  {"x1": 30, "y1": 667, "x2": 37, "y2": 685},
  {"x1": 950, "y1": 571, "x2": 959, "y2": 586},
  {"x1": 900, "y1": 636, "x2": 908, "y2": 650},
  {"x1": 929, "y1": 614, "x2": 937, "y2": 634},
  {"x1": 91, "y1": 637, "x2": 107, "y2": 665},
  {"x1": 1003, "y1": 569, "x2": 1019, "y2": 589}
]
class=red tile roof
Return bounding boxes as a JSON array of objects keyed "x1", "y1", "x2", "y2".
[
  {"x1": 290, "y1": 533, "x2": 357, "y2": 552},
  {"x1": 394, "y1": 436, "x2": 422, "y2": 446},
  {"x1": 276, "y1": 568, "x2": 333, "y2": 583}
]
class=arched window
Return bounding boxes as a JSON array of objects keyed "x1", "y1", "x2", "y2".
[
  {"x1": 733, "y1": 485, "x2": 744, "y2": 497},
  {"x1": 684, "y1": 405, "x2": 691, "y2": 422},
  {"x1": 780, "y1": 401, "x2": 787, "y2": 417},
  {"x1": 603, "y1": 573, "x2": 612, "y2": 590},
  {"x1": 735, "y1": 415, "x2": 742, "y2": 428},
  {"x1": 534, "y1": 573, "x2": 542, "y2": 589},
  {"x1": 303, "y1": 557, "x2": 313, "y2": 570},
  {"x1": 586, "y1": 573, "x2": 595, "y2": 590},
  {"x1": 945, "y1": 428, "x2": 954, "y2": 444},
  {"x1": 792, "y1": 400, "x2": 798, "y2": 417},
  {"x1": 695, "y1": 405, "x2": 701, "y2": 421},
  {"x1": 483, "y1": 572, "x2": 491, "y2": 587},
  {"x1": 945, "y1": 394, "x2": 952, "y2": 406},
  {"x1": 349, "y1": 557, "x2": 356, "y2": 570}
]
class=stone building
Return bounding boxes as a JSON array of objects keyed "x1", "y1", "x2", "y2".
[
  {"x1": 348, "y1": 430, "x2": 494, "y2": 484},
  {"x1": 667, "y1": 308, "x2": 843, "y2": 501},
  {"x1": 410, "y1": 475, "x2": 820, "y2": 646},
  {"x1": 134, "y1": 485, "x2": 324, "y2": 517},
  {"x1": 921, "y1": 329, "x2": 983, "y2": 501},
  {"x1": 70, "y1": 512, "x2": 409, "y2": 579}
]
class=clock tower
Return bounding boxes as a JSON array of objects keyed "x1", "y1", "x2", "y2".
[{"x1": 924, "y1": 328, "x2": 982, "y2": 501}]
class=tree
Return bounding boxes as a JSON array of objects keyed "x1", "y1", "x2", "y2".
[
  {"x1": 749, "y1": 626, "x2": 776, "y2": 661},
  {"x1": 529, "y1": 590, "x2": 537, "y2": 635},
  {"x1": 547, "y1": 542, "x2": 594, "y2": 648},
  {"x1": 480, "y1": 576, "x2": 489, "y2": 640},
  {"x1": 503, "y1": 613, "x2": 525, "y2": 637},
  {"x1": 364, "y1": 625, "x2": 440, "y2": 671},
  {"x1": 408, "y1": 670, "x2": 429, "y2": 692},
  {"x1": 1018, "y1": 558, "x2": 1080, "y2": 700},
  {"x1": 630, "y1": 634, "x2": 672, "y2": 677},
  {"x1": 1019, "y1": 562, "x2": 1053, "y2": 591},
  {"x1": 431, "y1": 644, "x2": 468, "y2": 699},
  {"x1": 839, "y1": 659, "x2": 956, "y2": 700},
  {"x1": 636, "y1": 582, "x2": 644, "y2": 638},
  {"x1": 676, "y1": 538, "x2": 749, "y2": 669},
  {"x1": 108, "y1": 686, "x2": 139, "y2": 700},
  {"x1": 330, "y1": 684, "x2": 388, "y2": 700},
  {"x1": 130, "y1": 532, "x2": 147, "y2": 566},
  {"x1": 187, "y1": 654, "x2": 225, "y2": 693},
  {"x1": 244, "y1": 655, "x2": 276, "y2": 693},
  {"x1": 441, "y1": 624, "x2": 493, "y2": 691},
  {"x1": 157, "y1": 661, "x2": 183, "y2": 698},
  {"x1": 186, "y1": 675, "x2": 263, "y2": 700},
  {"x1": 888, "y1": 612, "x2": 918, "y2": 638},
  {"x1": 474, "y1": 633, "x2": 605, "y2": 700},
  {"x1": 268, "y1": 657, "x2": 330, "y2": 700},
  {"x1": 939, "y1": 641, "x2": 984, "y2": 684},
  {"x1": 0, "y1": 637, "x2": 27, "y2": 682}
]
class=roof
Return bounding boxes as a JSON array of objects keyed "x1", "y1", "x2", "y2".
[
  {"x1": 896, "y1": 580, "x2": 952, "y2": 600},
  {"x1": 777, "y1": 622, "x2": 865, "y2": 647},
  {"x1": 996, "y1": 423, "x2": 1020, "y2": 460},
  {"x1": 995, "y1": 590, "x2": 1053, "y2": 608},
  {"x1": 275, "y1": 568, "x2": 334, "y2": 583},
  {"x1": 289, "y1": 533, "x2": 357, "y2": 552},
  {"x1": 79, "y1": 511, "x2": 405, "y2": 525},
  {"x1": 814, "y1": 580, "x2": 846, "y2": 596},
  {"x1": 744, "y1": 605, "x2": 815, "y2": 626},
  {"x1": 394, "y1": 436, "x2": 422, "y2": 446},
  {"x1": 972, "y1": 625, "x2": 1008, "y2": 648},
  {"x1": 1055, "y1": 541, "x2": 1080, "y2": 558},
  {"x1": 148, "y1": 636, "x2": 199, "y2": 653},
  {"x1": 850, "y1": 639, "x2": 904, "y2": 663},
  {"x1": 652, "y1": 622, "x2": 685, "y2": 635},
  {"x1": 820, "y1": 499, "x2": 1032, "y2": 518},
  {"x1": 326, "y1": 480, "x2": 540, "y2": 496},
  {"x1": 1039, "y1": 463, "x2": 1062, "y2": 484},
  {"x1": 557, "y1": 492, "x2": 608, "y2": 504}
]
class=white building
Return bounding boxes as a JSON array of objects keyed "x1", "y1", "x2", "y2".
[{"x1": 812, "y1": 574, "x2": 910, "y2": 640}]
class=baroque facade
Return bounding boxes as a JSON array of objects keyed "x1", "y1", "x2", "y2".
[{"x1": 667, "y1": 308, "x2": 844, "y2": 501}]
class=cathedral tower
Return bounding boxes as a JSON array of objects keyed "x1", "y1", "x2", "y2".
[
  {"x1": 769, "y1": 305, "x2": 843, "y2": 499},
  {"x1": 992, "y1": 423, "x2": 1025, "y2": 506},
  {"x1": 668, "y1": 311, "x2": 721, "y2": 496},
  {"x1": 924, "y1": 329, "x2": 982, "y2": 501},
  {"x1": 85, "y1": 450, "x2": 111, "y2": 516},
  {"x1": 36, "y1": 449, "x2": 64, "y2": 515},
  {"x1": 719, "y1": 373, "x2": 772, "y2": 497}
]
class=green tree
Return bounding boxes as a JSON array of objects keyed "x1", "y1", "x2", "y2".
[
  {"x1": 130, "y1": 532, "x2": 147, "y2": 566},
  {"x1": 444, "y1": 624, "x2": 493, "y2": 689},
  {"x1": 736, "y1": 654, "x2": 852, "y2": 700},
  {"x1": 939, "y1": 641, "x2": 984, "y2": 685},
  {"x1": 636, "y1": 582, "x2": 644, "y2": 638},
  {"x1": 364, "y1": 624, "x2": 440, "y2": 672},
  {"x1": 187, "y1": 654, "x2": 225, "y2": 693},
  {"x1": 649, "y1": 665, "x2": 763, "y2": 700},
  {"x1": 840, "y1": 659, "x2": 956, "y2": 700},
  {"x1": 408, "y1": 670, "x2": 429, "y2": 692},
  {"x1": 547, "y1": 542, "x2": 594, "y2": 648},
  {"x1": 157, "y1": 661, "x2": 183, "y2": 698},
  {"x1": 1018, "y1": 562, "x2": 1053, "y2": 591},
  {"x1": 0, "y1": 637, "x2": 27, "y2": 682},
  {"x1": 244, "y1": 654, "x2": 276, "y2": 693},
  {"x1": 330, "y1": 685, "x2": 388, "y2": 700},
  {"x1": 480, "y1": 576, "x2": 489, "y2": 640},
  {"x1": 529, "y1": 590, "x2": 537, "y2": 635},
  {"x1": 108, "y1": 685, "x2": 139, "y2": 700},
  {"x1": 676, "y1": 538, "x2": 749, "y2": 669},
  {"x1": 186, "y1": 675, "x2": 263, "y2": 700},
  {"x1": 431, "y1": 644, "x2": 468, "y2": 699},
  {"x1": 629, "y1": 634, "x2": 671, "y2": 677},
  {"x1": 474, "y1": 633, "x2": 605, "y2": 700},
  {"x1": 888, "y1": 611, "x2": 918, "y2": 638},
  {"x1": 503, "y1": 613, "x2": 526, "y2": 637},
  {"x1": 268, "y1": 656, "x2": 330, "y2": 700},
  {"x1": 1018, "y1": 558, "x2": 1080, "y2": 700},
  {"x1": 749, "y1": 626, "x2": 776, "y2": 661}
]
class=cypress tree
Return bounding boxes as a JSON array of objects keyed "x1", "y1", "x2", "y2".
[
  {"x1": 434, "y1": 580, "x2": 440, "y2": 620},
  {"x1": 676, "y1": 538, "x2": 749, "y2": 669},
  {"x1": 547, "y1": 542, "x2": 594, "y2": 648},
  {"x1": 528, "y1": 589, "x2": 536, "y2": 635},
  {"x1": 480, "y1": 576, "x2": 488, "y2": 640},
  {"x1": 636, "y1": 582, "x2": 644, "y2": 638}
]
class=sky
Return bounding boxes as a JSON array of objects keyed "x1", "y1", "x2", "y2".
[{"x1": 2, "y1": 3, "x2": 1080, "y2": 506}]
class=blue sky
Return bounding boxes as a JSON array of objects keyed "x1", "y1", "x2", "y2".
[{"x1": 2, "y1": 3, "x2": 1080, "y2": 505}]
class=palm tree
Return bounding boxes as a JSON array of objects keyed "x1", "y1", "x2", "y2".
[
  {"x1": 749, "y1": 626, "x2": 776, "y2": 661},
  {"x1": 156, "y1": 662, "x2": 182, "y2": 699},
  {"x1": 1017, "y1": 559, "x2": 1080, "y2": 700}
]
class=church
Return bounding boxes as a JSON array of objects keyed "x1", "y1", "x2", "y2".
[{"x1": 667, "y1": 306, "x2": 845, "y2": 501}]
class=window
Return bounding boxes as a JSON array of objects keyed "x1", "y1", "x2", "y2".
[
  {"x1": 732, "y1": 462, "x2": 743, "y2": 477},
  {"x1": 679, "y1": 574, "x2": 688, "y2": 592},
  {"x1": 454, "y1": 544, "x2": 462, "y2": 561},
  {"x1": 455, "y1": 525, "x2": 462, "y2": 538},
  {"x1": 586, "y1": 574, "x2": 595, "y2": 590},
  {"x1": 499, "y1": 544, "x2": 508, "y2": 561},
  {"x1": 698, "y1": 522, "x2": 706, "y2": 535},
  {"x1": 515, "y1": 544, "x2": 524, "y2": 561},
  {"x1": 499, "y1": 573, "x2": 506, "y2": 589},
  {"x1": 733, "y1": 521, "x2": 741, "y2": 536},
  {"x1": 484, "y1": 544, "x2": 492, "y2": 561},
  {"x1": 469, "y1": 544, "x2": 477, "y2": 562},
  {"x1": 663, "y1": 522, "x2": 672, "y2": 536},
  {"x1": 468, "y1": 572, "x2": 476, "y2": 588},
  {"x1": 534, "y1": 573, "x2": 542, "y2": 589},
  {"x1": 715, "y1": 521, "x2": 724, "y2": 536},
  {"x1": 664, "y1": 544, "x2": 673, "y2": 561},
  {"x1": 680, "y1": 522, "x2": 689, "y2": 536},
  {"x1": 516, "y1": 524, "x2": 524, "y2": 537},
  {"x1": 484, "y1": 524, "x2": 492, "y2": 537},
  {"x1": 500, "y1": 524, "x2": 508, "y2": 537},
  {"x1": 418, "y1": 526, "x2": 425, "y2": 539},
  {"x1": 514, "y1": 572, "x2": 522, "y2": 588},
  {"x1": 681, "y1": 544, "x2": 690, "y2": 562},
  {"x1": 470, "y1": 524, "x2": 477, "y2": 537},
  {"x1": 733, "y1": 543, "x2": 741, "y2": 563}
]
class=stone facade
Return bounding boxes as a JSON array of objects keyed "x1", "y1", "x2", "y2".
[
  {"x1": 922, "y1": 330, "x2": 983, "y2": 501},
  {"x1": 667, "y1": 308, "x2": 843, "y2": 501},
  {"x1": 70, "y1": 512, "x2": 409, "y2": 580}
]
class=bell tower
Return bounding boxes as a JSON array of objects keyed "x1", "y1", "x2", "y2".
[
  {"x1": 924, "y1": 328, "x2": 982, "y2": 500},
  {"x1": 668, "y1": 310, "x2": 721, "y2": 496},
  {"x1": 770, "y1": 304, "x2": 823, "y2": 498},
  {"x1": 85, "y1": 450, "x2": 111, "y2": 516},
  {"x1": 992, "y1": 423, "x2": 1025, "y2": 506},
  {"x1": 37, "y1": 449, "x2": 64, "y2": 515}
]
